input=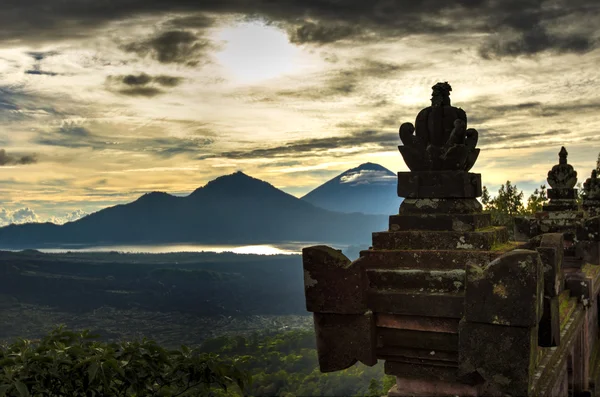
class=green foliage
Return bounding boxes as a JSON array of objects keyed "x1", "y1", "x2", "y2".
[
  {"x1": 481, "y1": 181, "x2": 525, "y2": 227},
  {"x1": 0, "y1": 325, "x2": 250, "y2": 397},
  {"x1": 482, "y1": 181, "x2": 550, "y2": 229},
  {"x1": 197, "y1": 329, "x2": 395, "y2": 397},
  {"x1": 525, "y1": 185, "x2": 547, "y2": 215}
]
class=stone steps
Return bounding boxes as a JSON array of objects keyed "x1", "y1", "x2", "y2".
[
  {"x1": 372, "y1": 227, "x2": 509, "y2": 251},
  {"x1": 367, "y1": 289, "x2": 464, "y2": 318},
  {"x1": 366, "y1": 268, "x2": 465, "y2": 293}
]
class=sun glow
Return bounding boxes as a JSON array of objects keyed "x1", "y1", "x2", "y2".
[{"x1": 214, "y1": 21, "x2": 300, "y2": 84}]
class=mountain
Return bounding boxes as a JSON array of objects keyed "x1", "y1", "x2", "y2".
[
  {"x1": 301, "y1": 163, "x2": 402, "y2": 215},
  {"x1": 0, "y1": 172, "x2": 387, "y2": 248}
]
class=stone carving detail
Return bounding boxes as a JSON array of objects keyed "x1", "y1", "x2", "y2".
[
  {"x1": 398, "y1": 82, "x2": 480, "y2": 171},
  {"x1": 583, "y1": 169, "x2": 600, "y2": 200},
  {"x1": 547, "y1": 147, "x2": 577, "y2": 189}
]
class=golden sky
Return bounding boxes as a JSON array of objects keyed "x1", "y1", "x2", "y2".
[{"x1": 0, "y1": 2, "x2": 599, "y2": 224}]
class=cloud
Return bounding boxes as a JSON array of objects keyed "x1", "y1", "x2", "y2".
[
  {"x1": 35, "y1": 122, "x2": 214, "y2": 157},
  {"x1": 0, "y1": 207, "x2": 40, "y2": 226},
  {"x1": 0, "y1": 149, "x2": 38, "y2": 165},
  {"x1": 288, "y1": 21, "x2": 364, "y2": 44},
  {"x1": 204, "y1": 129, "x2": 397, "y2": 160},
  {"x1": 0, "y1": 1, "x2": 597, "y2": 58},
  {"x1": 259, "y1": 58, "x2": 424, "y2": 102},
  {"x1": 340, "y1": 170, "x2": 396, "y2": 185},
  {"x1": 48, "y1": 209, "x2": 88, "y2": 225},
  {"x1": 121, "y1": 30, "x2": 211, "y2": 66},
  {"x1": 105, "y1": 73, "x2": 184, "y2": 97}
]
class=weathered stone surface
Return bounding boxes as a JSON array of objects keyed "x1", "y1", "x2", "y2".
[
  {"x1": 372, "y1": 227, "x2": 509, "y2": 251},
  {"x1": 302, "y1": 245, "x2": 366, "y2": 313},
  {"x1": 389, "y1": 213, "x2": 490, "y2": 232},
  {"x1": 538, "y1": 296, "x2": 560, "y2": 347},
  {"x1": 399, "y1": 198, "x2": 482, "y2": 214},
  {"x1": 458, "y1": 320, "x2": 538, "y2": 397},
  {"x1": 537, "y1": 233, "x2": 565, "y2": 297},
  {"x1": 366, "y1": 268, "x2": 465, "y2": 293},
  {"x1": 377, "y1": 347, "x2": 457, "y2": 363},
  {"x1": 376, "y1": 314, "x2": 459, "y2": 334},
  {"x1": 397, "y1": 171, "x2": 482, "y2": 199},
  {"x1": 547, "y1": 188, "x2": 578, "y2": 200},
  {"x1": 576, "y1": 241, "x2": 600, "y2": 266},
  {"x1": 314, "y1": 311, "x2": 377, "y2": 372},
  {"x1": 359, "y1": 249, "x2": 505, "y2": 271},
  {"x1": 464, "y1": 249, "x2": 543, "y2": 327},
  {"x1": 543, "y1": 202, "x2": 579, "y2": 212},
  {"x1": 578, "y1": 216, "x2": 600, "y2": 242},
  {"x1": 360, "y1": 249, "x2": 483, "y2": 269},
  {"x1": 377, "y1": 327, "x2": 458, "y2": 352},
  {"x1": 565, "y1": 273, "x2": 593, "y2": 307},
  {"x1": 367, "y1": 290, "x2": 464, "y2": 318},
  {"x1": 385, "y1": 359, "x2": 458, "y2": 382}
]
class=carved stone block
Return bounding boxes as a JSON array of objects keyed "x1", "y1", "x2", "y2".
[
  {"x1": 464, "y1": 249, "x2": 543, "y2": 327},
  {"x1": 458, "y1": 320, "x2": 538, "y2": 397},
  {"x1": 302, "y1": 245, "x2": 366, "y2": 313},
  {"x1": 389, "y1": 213, "x2": 491, "y2": 232},
  {"x1": 314, "y1": 312, "x2": 377, "y2": 372},
  {"x1": 397, "y1": 171, "x2": 482, "y2": 199}
]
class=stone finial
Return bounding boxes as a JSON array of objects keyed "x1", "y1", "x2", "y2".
[
  {"x1": 583, "y1": 169, "x2": 600, "y2": 199},
  {"x1": 547, "y1": 146, "x2": 577, "y2": 189},
  {"x1": 398, "y1": 82, "x2": 480, "y2": 172}
]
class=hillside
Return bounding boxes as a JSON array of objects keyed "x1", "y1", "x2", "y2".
[
  {"x1": 0, "y1": 172, "x2": 387, "y2": 248},
  {"x1": 302, "y1": 162, "x2": 401, "y2": 215}
]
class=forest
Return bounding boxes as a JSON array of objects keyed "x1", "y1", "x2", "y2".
[{"x1": 0, "y1": 326, "x2": 394, "y2": 396}]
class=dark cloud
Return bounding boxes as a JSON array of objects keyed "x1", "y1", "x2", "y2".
[
  {"x1": 36, "y1": 123, "x2": 213, "y2": 157},
  {"x1": 203, "y1": 129, "x2": 397, "y2": 160},
  {"x1": 288, "y1": 21, "x2": 364, "y2": 44},
  {"x1": 105, "y1": 73, "x2": 184, "y2": 97},
  {"x1": 0, "y1": 1, "x2": 597, "y2": 58},
  {"x1": 263, "y1": 59, "x2": 424, "y2": 101},
  {"x1": 0, "y1": 149, "x2": 38, "y2": 165},
  {"x1": 121, "y1": 30, "x2": 210, "y2": 66}
]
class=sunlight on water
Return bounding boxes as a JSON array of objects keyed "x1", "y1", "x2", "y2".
[{"x1": 29, "y1": 243, "x2": 307, "y2": 255}]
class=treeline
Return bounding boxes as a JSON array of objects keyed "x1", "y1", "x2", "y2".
[
  {"x1": 0, "y1": 327, "x2": 394, "y2": 396},
  {"x1": 197, "y1": 328, "x2": 395, "y2": 396}
]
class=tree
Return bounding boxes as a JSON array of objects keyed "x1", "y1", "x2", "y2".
[
  {"x1": 525, "y1": 185, "x2": 547, "y2": 214},
  {"x1": 0, "y1": 325, "x2": 250, "y2": 397},
  {"x1": 481, "y1": 181, "x2": 525, "y2": 228}
]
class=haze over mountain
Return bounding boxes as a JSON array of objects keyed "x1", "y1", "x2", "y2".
[
  {"x1": 302, "y1": 163, "x2": 402, "y2": 215},
  {"x1": 0, "y1": 172, "x2": 387, "y2": 248}
]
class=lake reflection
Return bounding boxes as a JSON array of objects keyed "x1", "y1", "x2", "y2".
[{"x1": 29, "y1": 242, "x2": 344, "y2": 255}]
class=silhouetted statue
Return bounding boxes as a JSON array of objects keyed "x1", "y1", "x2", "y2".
[
  {"x1": 398, "y1": 82, "x2": 479, "y2": 171},
  {"x1": 547, "y1": 147, "x2": 577, "y2": 189}
]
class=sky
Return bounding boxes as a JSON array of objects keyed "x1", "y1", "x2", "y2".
[{"x1": 0, "y1": 0, "x2": 600, "y2": 224}]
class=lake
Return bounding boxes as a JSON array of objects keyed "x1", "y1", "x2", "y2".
[{"x1": 12, "y1": 242, "x2": 349, "y2": 256}]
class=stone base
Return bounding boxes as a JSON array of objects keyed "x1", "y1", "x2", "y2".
[
  {"x1": 397, "y1": 171, "x2": 482, "y2": 199},
  {"x1": 399, "y1": 198, "x2": 482, "y2": 215},
  {"x1": 389, "y1": 213, "x2": 490, "y2": 232},
  {"x1": 372, "y1": 227, "x2": 509, "y2": 251}
]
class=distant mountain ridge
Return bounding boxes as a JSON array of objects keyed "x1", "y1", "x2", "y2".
[
  {"x1": 0, "y1": 171, "x2": 387, "y2": 248},
  {"x1": 301, "y1": 162, "x2": 402, "y2": 215}
]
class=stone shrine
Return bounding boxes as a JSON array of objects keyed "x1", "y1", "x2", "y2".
[{"x1": 302, "y1": 83, "x2": 598, "y2": 396}]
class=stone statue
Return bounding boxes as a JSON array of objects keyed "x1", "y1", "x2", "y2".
[
  {"x1": 547, "y1": 147, "x2": 577, "y2": 189},
  {"x1": 398, "y1": 82, "x2": 480, "y2": 171},
  {"x1": 583, "y1": 169, "x2": 600, "y2": 199}
]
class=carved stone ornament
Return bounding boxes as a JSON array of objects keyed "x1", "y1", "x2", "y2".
[
  {"x1": 398, "y1": 82, "x2": 480, "y2": 171},
  {"x1": 546, "y1": 147, "x2": 577, "y2": 189},
  {"x1": 583, "y1": 169, "x2": 600, "y2": 199}
]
